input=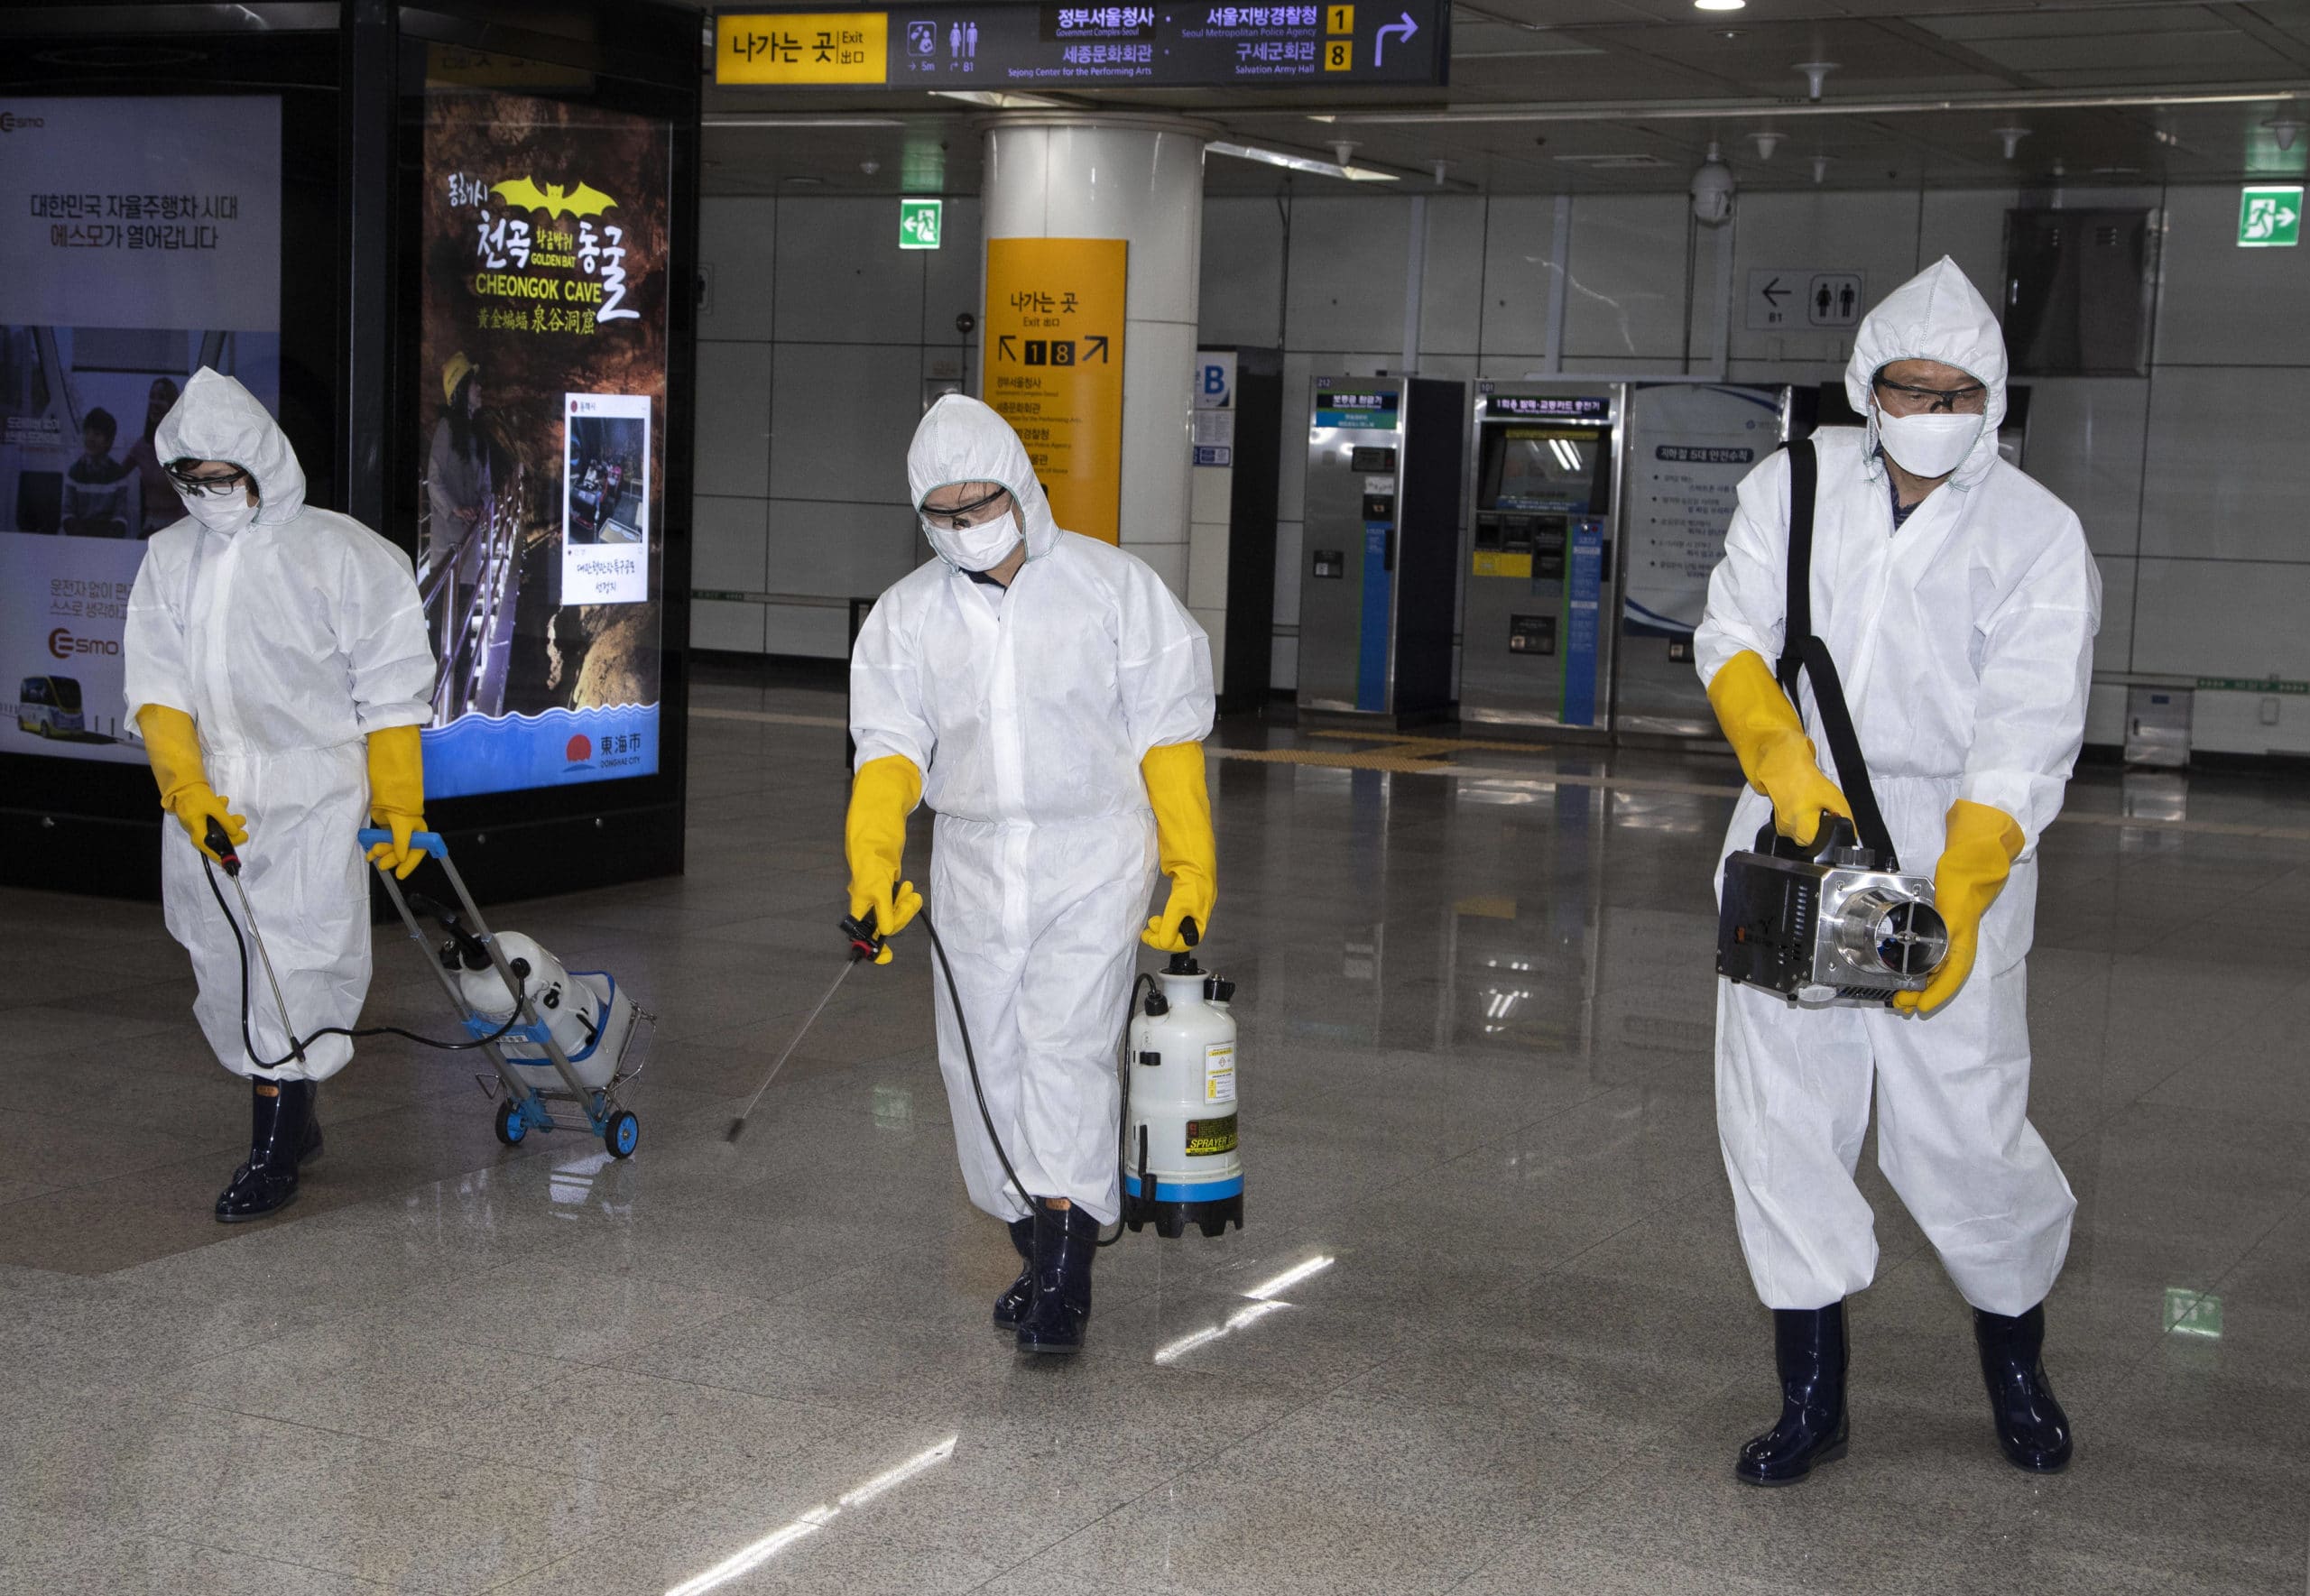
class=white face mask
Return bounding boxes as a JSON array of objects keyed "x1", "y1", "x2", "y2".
[
  {"x1": 920, "y1": 503, "x2": 1021, "y2": 572},
  {"x1": 181, "y1": 489, "x2": 259, "y2": 535},
  {"x1": 1875, "y1": 409, "x2": 1984, "y2": 480}
]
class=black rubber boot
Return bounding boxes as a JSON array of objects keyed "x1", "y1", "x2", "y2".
[
  {"x1": 1735, "y1": 1302, "x2": 1851, "y2": 1487},
  {"x1": 215, "y1": 1078, "x2": 314, "y2": 1222},
  {"x1": 299, "y1": 1084, "x2": 324, "y2": 1167},
  {"x1": 1973, "y1": 1304, "x2": 2073, "y2": 1472},
  {"x1": 992, "y1": 1214, "x2": 1037, "y2": 1331},
  {"x1": 1015, "y1": 1202, "x2": 1100, "y2": 1356}
]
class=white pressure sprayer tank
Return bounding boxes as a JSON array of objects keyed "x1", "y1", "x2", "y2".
[
  {"x1": 1122, "y1": 949, "x2": 1243, "y2": 1238},
  {"x1": 457, "y1": 931, "x2": 615, "y2": 1092}
]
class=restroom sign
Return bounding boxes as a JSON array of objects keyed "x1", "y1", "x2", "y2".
[
  {"x1": 2239, "y1": 185, "x2": 2302, "y2": 247},
  {"x1": 985, "y1": 237, "x2": 1127, "y2": 543},
  {"x1": 1746, "y1": 268, "x2": 1867, "y2": 331}
]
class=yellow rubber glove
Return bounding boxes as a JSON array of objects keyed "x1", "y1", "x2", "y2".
[
  {"x1": 1707, "y1": 650, "x2": 1854, "y2": 848},
  {"x1": 845, "y1": 754, "x2": 924, "y2": 964},
  {"x1": 1141, "y1": 741, "x2": 1217, "y2": 953},
  {"x1": 1894, "y1": 798, "x2": 2024, "y2": 1018},
  {"x1": 365, "y1": 724, "x2": 428, "y2": 881},
  {"x1": 137, "y1": 704, "x2": 245, "y2": 863}
]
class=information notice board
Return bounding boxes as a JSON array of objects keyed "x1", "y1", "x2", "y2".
[{"x1": 984, "y1": 237, "x2": 1125, "y2": 545}]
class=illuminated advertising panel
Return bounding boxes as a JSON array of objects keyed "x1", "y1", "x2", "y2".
[
  {"x1": 415, "y1": 88, "x2": 672, "y2": 798},
  {"x1": 0, "y1": 96, "x2": 282, "y2": 765}
]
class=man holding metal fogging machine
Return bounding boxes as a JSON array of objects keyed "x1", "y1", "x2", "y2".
[
  {"x1": 846, "y1": 395, "x2": 1217, "y2": 1357},
  {"x1": 1696, "y1": 260, "x2": 2100, "y2": 1485},
  {"x1": 123, "y1": 369, "x2": 436, "y2": 1223}
]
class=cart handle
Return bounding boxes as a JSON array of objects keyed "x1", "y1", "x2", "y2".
[{"x1": 357, "y1": 827, "x2": 449, "y2": 859}]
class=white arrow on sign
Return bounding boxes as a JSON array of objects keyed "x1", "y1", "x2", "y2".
[{"x1": 1375, "y1": 11, "x2": 1418, "y2": 65}]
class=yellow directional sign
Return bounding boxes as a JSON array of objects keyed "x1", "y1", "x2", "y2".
[
  {"x1": 716, "y1": 13, "x2": 889, "y2": 86},
  {"x1": 984, "y1": 237, "x2": 1127, "y2": 545}
]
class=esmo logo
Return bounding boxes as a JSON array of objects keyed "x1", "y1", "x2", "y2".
[
  {"x1": 49, "y1": 628, "x2": 119, "y2": 660},
  {"x1": 0, "y1": 112, "x2": 46, "y2": 134}
]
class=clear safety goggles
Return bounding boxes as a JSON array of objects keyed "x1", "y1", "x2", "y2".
[
  {"x1": 919, "y1": 484, "x2": 1012, "y2": 531},
  {"x1": 166, "y1": 462, "x2": 254, "y2": 499},
  {"x1": 1870, "y1": 374, "x2": 1988, "y2": 415}
]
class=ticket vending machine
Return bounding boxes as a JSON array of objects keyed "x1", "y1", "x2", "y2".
[
  {"x1": 1459, "y1": 383, "x2": 1624, "y2": 733},
  {"x1": 1296, "y1": 375, "x2": 1466, "y2": 724}
]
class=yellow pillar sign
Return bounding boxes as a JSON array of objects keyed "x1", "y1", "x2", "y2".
[
  {"x1": 716, "y1": 13, "x2": 889, "y2": 86},
  {"x1": 984, "y1": 237, "x2": 1127, "y2": 545}
]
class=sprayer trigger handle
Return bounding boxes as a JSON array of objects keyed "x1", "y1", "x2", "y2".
[
  {"x1": 1179, "y1": 916, "x2": 1200, "y2": 948},
  {"x1": 204, "y1": 816, "x2": 242, "y2": 876},
  {"x1": 840, "y1": 905, "x2": 883, "y2": 960}
]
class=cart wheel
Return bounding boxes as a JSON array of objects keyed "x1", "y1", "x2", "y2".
[
  {"x1": 494, "y1": 1099, "x2": 527, "y2": 1146},
  {"x1": 605, "y1": 1110, "x2": 640, "y2": 1158}
]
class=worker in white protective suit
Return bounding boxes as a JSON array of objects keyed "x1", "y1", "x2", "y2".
[
  {"x1": 1695, "y1": 258, "x2": 2099, "y2": 1484},
  {"x1": 847, "y1": 395, "x2": 1216, "y2": 1356},
  {"x1": 124, "y1": 368, "x2": 435, "y2": 1222}
]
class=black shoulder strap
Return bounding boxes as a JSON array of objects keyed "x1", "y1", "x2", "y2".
[
  {"x1": 1772, "y1": 438, "x2": 1900, "y2": 871},
  {"x1": 1777, "y1": 438, "x2": 1816, "y2": 698}
]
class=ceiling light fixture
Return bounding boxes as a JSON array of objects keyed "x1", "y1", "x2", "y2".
[
  {"x1": 1694, "y1": 0, "x2": 1744, "y2": 10},
  {"x1": 1750, "y1": 129, "x2": 1781, "y2": 160},
  {"x1": 703, "y1": 115, "x2": 907, "y2": 128},
  {"x1": 2268, "y1": 115, "x2": 2307, "y2": 152},
  {"x1": 1289, "y1": 86, "x2": 2310, "y2": 128},
  {"x1": 1995, "y1": 125, "x2": 2031, "y2": 160},
  {"x1": 930, "y1": 89, "x2": 1071, "y2": 109},
  {"x1": 1812, "y1": 153, "x2": 1832, "y2": 185},
  {"x1": 1207, "y1": 141, "x2": 1400, "y2": 182}
]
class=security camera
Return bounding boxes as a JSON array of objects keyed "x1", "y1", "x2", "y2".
[{"x1": 1691, "y1": 140, "x2": 1735, "y2": 226}]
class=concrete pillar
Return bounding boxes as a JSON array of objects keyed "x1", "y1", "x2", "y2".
[{"x1": 981, "y1": 115, "x2": 1210, "y2": 602}]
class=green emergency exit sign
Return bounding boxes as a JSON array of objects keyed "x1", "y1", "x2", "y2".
[
  {"x1": 900, "y1": 197, "x2": 942, "y2": 251},
  {"x1": 2239, "y1": 185, "x2": 2301, "y2": 247}
]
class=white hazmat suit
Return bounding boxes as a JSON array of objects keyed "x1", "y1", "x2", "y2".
[
  {"x1": 124, "y1": 370, "x2": 435, "y2": 1083},
  {"x1": 1695, "y1": 258, "x2": 2100, "y2": 1315},
  {"x1": 850, "y1": 397, "x2": 1215, "y2": 1224}
]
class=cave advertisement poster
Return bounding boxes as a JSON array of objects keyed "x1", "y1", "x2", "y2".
[
  {"x1": 419, "y1": 90, "x2": 670, "y2": 799},
  {"x1": 0, "y1": 95, "x2": 282, "y2": 767},
  {"x1": 984, "y1": 237, "x2": 1125, "y2": 544}
]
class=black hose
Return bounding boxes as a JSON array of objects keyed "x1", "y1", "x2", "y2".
[
  {"x1": 203, "y1": 854, "x2": 526, "y2": 1071},
  {"x1": 918, "y1": 912, "x2": 1150, "y2": 1250}
]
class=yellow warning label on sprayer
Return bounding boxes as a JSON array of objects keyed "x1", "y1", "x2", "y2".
[{"x1": 1204, "y1": 1042, "x2": 1236, "y2": 1105}]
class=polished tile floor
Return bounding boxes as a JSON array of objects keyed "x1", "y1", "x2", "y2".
[{"x1": 5, "y1": 675, "x2": 2309, "y2": 1594}]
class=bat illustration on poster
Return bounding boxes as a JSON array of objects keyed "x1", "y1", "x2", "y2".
[{"x1": 490, "y1": 177, "x2": 618, "y2": 219}]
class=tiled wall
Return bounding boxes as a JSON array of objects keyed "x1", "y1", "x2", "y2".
[
  {"x1": 694, "y1": 183, "x2": 2310, "y2": 752},
  {"x1": 691, "y1": 195, "x2": 982, "y2": 659}
]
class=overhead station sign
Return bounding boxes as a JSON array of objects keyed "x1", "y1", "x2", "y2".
[{"x1": 716, "y1": 4, "x2": 1449, "y2": 89}]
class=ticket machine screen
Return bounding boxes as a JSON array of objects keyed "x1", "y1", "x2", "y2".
[{"x1": 1479, "y1": 426, "x2": 1610, "y2": 513}]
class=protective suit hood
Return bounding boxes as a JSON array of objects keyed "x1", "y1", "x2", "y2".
[
  {"x1": 1844, "y1": 256, "x2": 2008, "y2": 489},
  {"x1": 906, "y1": 394, "x2": 1061, "y2": 567},
  {"x1": 153, "y1": 366, "x2": 307, "y2": 526}
]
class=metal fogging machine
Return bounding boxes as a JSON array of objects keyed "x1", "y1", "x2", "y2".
[{"x1": 1714, "y1": 438, "x2": 1949, "y2": 1008}]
